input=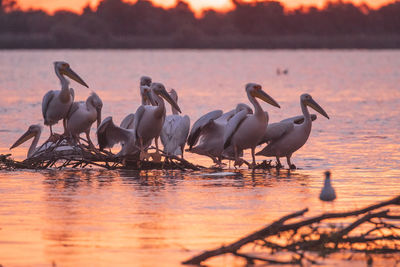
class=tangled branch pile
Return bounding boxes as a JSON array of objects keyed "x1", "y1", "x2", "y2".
[
  {"x1": 183, "y1": 195, "x2": 400, "y2": 265},
  {"x1": 1, "y1": 137, "x2": 201, "y2": 171}
]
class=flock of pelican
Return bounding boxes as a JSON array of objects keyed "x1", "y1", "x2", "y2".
[{"x1": 10, "y1": 61, "x2": 330, "y2": 170}]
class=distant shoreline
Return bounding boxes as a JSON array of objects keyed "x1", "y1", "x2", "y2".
[{"x1": 1, "y1": 34, "x2": 399, "y2": 49}]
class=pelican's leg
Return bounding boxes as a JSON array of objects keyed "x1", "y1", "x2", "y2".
[
  {"x1": 85, "y1": 131, "x2": 96, "y2": 150},
  {"x1": 139, "y1": 137, "x2": 150, "y2": 161},
  {"x1": 180, "y1": 145, "x2": 185, "y2": 160},
  {"x1": 249, "y1": 147, "x2": 256, "y2": 169},
  {"x1": 151, "y1": 137, "x2": 162, "y2": 162},
  {"x1": 276, "y1": 156, "x2": 282, "y2": 169},
  {"x1": 233, "y1": 145, "x2": 244, "y2": 168},
  {"x1": 62, "y1": 118, "x2": 68, "y2": 136},
  {"x1": 49, "y1": 125, "x2": 53, "y2": 136},
  {"x1": 287, "y1": 155, "x2": 296, "y2": 170}
]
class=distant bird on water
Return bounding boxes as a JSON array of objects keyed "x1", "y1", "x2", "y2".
[
  {"x1": 42, "y1": 61, "x2": 89, "y2": 136},
  {"x1": 319, "y1": 171, "x2": 336, "y2": 202}
]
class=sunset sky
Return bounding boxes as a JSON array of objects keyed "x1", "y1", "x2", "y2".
[{"x1": 17, "y1": 0, "x2": 394, "y2": 14}]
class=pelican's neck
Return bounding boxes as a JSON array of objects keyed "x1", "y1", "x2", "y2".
[
  {"x1": 28, "y1": 131, "x2": 41, "y2": 158},
  {"x1": 153, "y1": 93, "x2": 166, "y2": 118},
  {"x1": 55, "y1": 67, "x2": 71, "y2": 103},
  {"x1": 248, "y1": 92, "x2": 266, "y2": 121},
  {"x1": 301, "y1": 100, "x2": 311, "y2": 122}
]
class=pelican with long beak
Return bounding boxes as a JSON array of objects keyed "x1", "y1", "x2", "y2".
[
  {"x1": 223, "y1": 83, "x2": 280, "y2": 168},
  {"x1": 187, "y1": 103, "x2": 253, "y2": 166},
  {"x1": 10, "y1": 125, "x2": 76, "y2": 159},
  {"x1": 42, "y1": 61, "x2": 88, "y2": 136},
  {"x1": 256, "y1": 93, "x2": 329, "y2": 169},
  {"x1": 66, "y1": 92, "x2": 103, "y2": 148},
  {"x1": 160, "y1": 89, "x2": 190, "y2": 158},
  {"x1": 97, "y1": 83, "x2": 180, "y2": 160},
  {"x1": 135, "y1": 83, "x2": 181, "y2": 161}
]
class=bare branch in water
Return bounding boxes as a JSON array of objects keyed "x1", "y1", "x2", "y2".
[{"x1": 183, "y1": 195, "x2": 400, "y2": 265}]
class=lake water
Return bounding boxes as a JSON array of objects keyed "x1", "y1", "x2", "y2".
[{"x1": 0, "y1": 50, "x2": 399, "y2": 266}]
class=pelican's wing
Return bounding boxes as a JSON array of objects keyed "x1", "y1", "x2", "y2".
[
  {"x1": 42, "y1": 90, "x2": 54, "y2": 120},
  {"x1": 133, "y1": 105, "x2": 146, "y2": 138},
  {"x1": 70, "y1": 88, "x2": 75, "y2": 101},
  {"x1": 161, "y1": 115, "x2": 190, "y2": 155},
  {"x1": 280, "y1": 114, "x2": 317, "y2": 124},
  {"x1": 120, "y1": 113, "x2": 135, "y2": 129},
  {"x1": 66, "y1": 101, "x2": 81, "y2": 120},
  {"x1": 97, "y1": 116, "x2": 132, "y2": 150},
  {"x1": 258, "y1": 121, "x2": 294, "y2": 145},
  {"x1": 187, "y1": 110, "x2": 223, "y2": 148},
  {"x1": 223, "y1": 109, "x2": 248, "y2": 149}
]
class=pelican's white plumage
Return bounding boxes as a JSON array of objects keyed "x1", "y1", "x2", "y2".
[
  {"x1": 187, "y1": 103, "x2": 252, "y2": 165},
  {"x1": 134, "y1": 83, "x2": 181, "y2": 160},
  {"x1": 223, "y1": 83, "x2": 280, "y2": 167},
  {"x1": 66, "y1": 92, "x2": 103, "y2": 148},
  {"x1": 160, "y1": 89, "x2": 190, "y2": 157},
  {"x1": 256, "y1": 93, "x2": 329, "y2": 169},
  {"x1": 10, "y1": 125, "x2": 76, "y2": 158},
  {"x1": 319, "y1": 171, "x2": 336, "y2": 201},
  {"x1": 42, "y1": 61, "x2": 88, "y2": 135},
  {"x1": 96, "y1": 83, "x2": 181, "y2": 160}
]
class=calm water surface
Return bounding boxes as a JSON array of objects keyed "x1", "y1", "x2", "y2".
[{"x1": 0, "y1": 50, "x2": 399, "y2": 266}]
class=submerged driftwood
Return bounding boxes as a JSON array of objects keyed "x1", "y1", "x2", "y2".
[
  {"x1": 1, "y1": 137, "x2": 203, "y2": 171},
  {"x1": 183, "y1": 195, "x2": 400, "y2": 265}
]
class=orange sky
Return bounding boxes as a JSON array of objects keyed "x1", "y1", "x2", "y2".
[{"x1": 17, "y1": 0, "x2": 394, "y2": 14}]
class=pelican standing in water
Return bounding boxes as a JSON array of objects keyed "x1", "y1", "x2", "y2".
[
  {"x1": 319, "y1": 171, "x2": 336, "y2": 201},
  {"x1": 10, "y1": 125, "x2": 75, "y2": 158},
  {"x1": 223, "y1": 83, "x2": 280, "y2": 168},
  {"x1": 187, "y1": 103, "x2": 252, "y2": 166},
  {"x1": 66, "y1": 92, "x2": 103, "y2": 148},
  {"x1": 97, "y1": 87, "x2": 154, "y2": 156},
  {"x1": 97, "y1": 83, "x2": 181, "y2": 160},
  {"x1": 134, "y1": 82, "x2": 181, "y2": 161},
  {"x1": 120, "y1": 76, "x2": 153, "y2": 129},
  {"x1": 42, "y1": 61, "x2": 89, "y2": 136},
  {"x1": 160, "y1": 89, "x2": 190, "y2": 158},
  {"x1": 256, "y1": 93, "x2": 329, "y2": 169}
]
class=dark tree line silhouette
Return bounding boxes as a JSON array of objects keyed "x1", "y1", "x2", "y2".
[{"x1": 1, "y1": 0, "x2": 400, "y2": 48}]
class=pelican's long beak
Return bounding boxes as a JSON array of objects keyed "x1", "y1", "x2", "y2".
[
  {"x1": 160, "y1": 89, "x2": 181, "y2": 113},
  {"x1": 10, "y1": 129, "x2": 35, "y2": 150},
  {"x1": 306, "y1": 99, "x2": 329, "y2": 119},
  {"x1": 255, "y1": 90, "x2": 280, "y2": 108},
  {"x1": 61, "y1": 67, "x2": 89, "y2": 88}
]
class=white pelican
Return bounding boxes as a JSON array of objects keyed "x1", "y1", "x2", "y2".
[
  {"x1": 223, "y1": 83, "x2": 280, "y2": 168},
  {"x1": 66, "y1": 92, "x2": 103, "y2": 148},
  {"x1": 10, "y1": 125, "x2": 76, "y2": 158},
  {"x1": 187, "y1": 103, "x2": 253, "y2": 166},
  {"x1": 256, "y1": 93, "x2": 329, "y2": 169},
  {"x1": 97, "y1": 83, "x2": 181, "y2": 160},
  {"x1": 42, "y1": 61, "x2": 88, "y2": 135},
  {"x1": 134, "y1": 82, "x2": 181, "y2": 160},
  {"x1": 319, "y1": 171, "x2": 336, "y2": 201},
  {"x1": 120, "y1": 76, "x2": 153, "y2": 130},
  {"x1": 160, "y1": 89, "x2": 190, "y2": 158}
]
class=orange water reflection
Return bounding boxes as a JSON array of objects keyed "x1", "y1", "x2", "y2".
[{"x1": 0, "y1": 50, "x2": 399, "y2": 266}]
